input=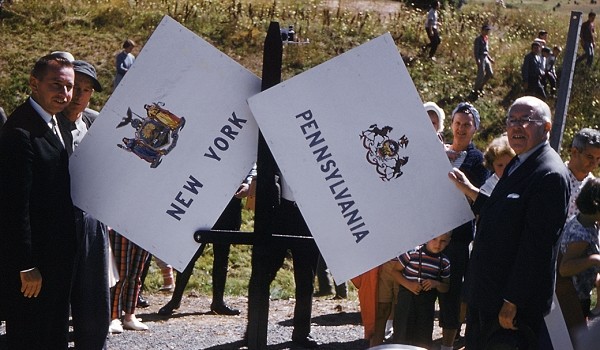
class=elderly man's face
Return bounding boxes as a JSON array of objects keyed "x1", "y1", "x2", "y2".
[
  {"x1": 506, "y1": 104, "x2": 550, "y2": 155},
  {"x1": 570, "y1": 145, "x2": 600, "y2": 175},
  {"x1": 62, "y1": 73, "x2": 94, "y2": 121}
]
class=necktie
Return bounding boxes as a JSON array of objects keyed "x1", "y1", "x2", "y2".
[
  {"x1": 51, "y1": 117, "x2": 65, "y2": 148},
  {"x1": 506, "y1": 156, "x2": 520, "y2": 177}
]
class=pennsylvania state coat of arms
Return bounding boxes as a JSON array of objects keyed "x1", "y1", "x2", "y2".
[{"x1": 360, "y1": 124, "x2": 409, "y2": 181}]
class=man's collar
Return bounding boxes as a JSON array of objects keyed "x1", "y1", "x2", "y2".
[
  {"x1": 28, "y1": 97, "x2": 53, "y2": 124},
  {"x1": 517, "y1": 140, "x2": 547, "y2": 164}
]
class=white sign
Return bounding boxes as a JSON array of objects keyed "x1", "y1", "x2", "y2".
[
  {"x1": 69, "y1": 16, "x2": 260, "y2": 271},
  {"x1": 544, "y1": 294, "x2": 574, "y2": 350},
  {"x1": 248, "y1": 33, "x2": 474, "y2": 282}
]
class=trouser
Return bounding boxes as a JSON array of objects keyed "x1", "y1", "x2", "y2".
[
  {"x1": 316, "y1": 253, "x2": 347, "y2": 297},
  {"x1": 438, "y1": 239, "x2": 470, "y2": 330},
  {"x1": 169, "y1": 197, "x2": 242, "y2": 306},
  {"x1": 109, "y1": 230, "x2": 149, "y2": 319},
  {"x1": 474, "y1": 57, "x2": 493, "y2": 91},
  {"x1": 247, "y1": 199, "x2": 320, "y2": 339},
  {"x1": 576, "y1": 42, "x2": 594, "y2": 66},
  {"x1": 427, "y1": 28, "x2": 441, "y2": 58},
  {"x1": 3, "y1": 241, "x2": 75, "y2": 350},
  {"x1": 393, "y1": 286, "x2": 438, "y2": 348},
  {"x1": 527, "y1": 78, "x2": 547, "y2": 100},
  {"x1": 71, "y1": 210, "x2": 110, "y2": 350}
]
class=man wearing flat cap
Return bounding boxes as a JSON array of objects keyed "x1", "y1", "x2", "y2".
[
  {"x1": 58, "y1": 60, "x2": 103, "y2": 154},
  {"x1": 472, "y1": 24, "x2": 495, "y2": 100},
  {"x1": 57, "y1": 59, "x2": 111, "y2": 350}
]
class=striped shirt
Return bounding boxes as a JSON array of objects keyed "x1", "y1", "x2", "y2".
[{"x1": 397, "y1": 245, "x2": 451, "y2": 282}]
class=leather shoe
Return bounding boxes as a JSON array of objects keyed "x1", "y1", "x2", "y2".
[
  {"x1": 313, "y1": 289, "x2": 334, "y2": 297},
  {"x1": 292, "y1": 335, "x2": 319, "y2": 348},
  {"x1": 123, "y1": 316, "x2": 149, "y2": 331},
  {"x1": 158, "y1": 300, "x2": 181, "y2": 316},
  {"x1": 108, "y1": 319, "x2": 123, "y2": 334},
  {"x1": 137, "y1": 294, "x2": 150, "y2": 308},
  {"x1": 159, "y1": 284, "x2": 175, "y2": 292},
  {"x1": 210, "y1": 303, "x2": 240, "y2": 316}
]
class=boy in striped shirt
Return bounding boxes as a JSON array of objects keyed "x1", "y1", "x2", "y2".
[{"x1": 383, "y1": 232, "x2": 451, "y2": 348}]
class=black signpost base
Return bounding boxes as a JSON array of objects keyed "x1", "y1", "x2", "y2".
[{"x1": 191, "y1": 21, "x2": 308, "y2": 349}]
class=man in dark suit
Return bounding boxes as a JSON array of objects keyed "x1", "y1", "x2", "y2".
[
  {"x1": 522, "y1": 41, "x2": 547, "y2": 100},
  {"x1": 0, "y1": 55, "x2": 77, "y2": 349},
  {"x1": 449, "y1": 96, "x2": 570, "y2": 349},
  {"x1": 57, "y1": 59, "x2": 110, "y2": 350}
]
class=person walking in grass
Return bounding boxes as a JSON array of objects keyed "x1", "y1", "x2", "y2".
[
  {"x1": 471, "y1": 24, "x2": 495, "y2": 100},
  {"x1": 576, "y1": 12, "x2": 596, "y2": 67},
  {"x1": 424, "y1": 0, "x2": 441, "y2": 61}
]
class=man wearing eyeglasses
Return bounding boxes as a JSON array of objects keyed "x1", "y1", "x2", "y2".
[{"x1": 448, "y1": 96, "x2": 570, "y2": 349}]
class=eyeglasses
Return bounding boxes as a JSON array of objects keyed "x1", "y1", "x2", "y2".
[{"x1": 505, "y1": 116, "x2": 545, "y2": 127}]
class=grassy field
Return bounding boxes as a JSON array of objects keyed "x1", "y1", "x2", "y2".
[{"x1": 1, "y1": 0, "x2": 599, "y2": 299}]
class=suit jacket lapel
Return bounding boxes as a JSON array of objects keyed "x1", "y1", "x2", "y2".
[
  {"x1": 485, "y1": 145, "x2": 548, "y2": 206},
  {"x1": 24, "y1": 102, "x2": 65, "y2": 152},
  {"x1": 57, "y1": 113, "x2": 74, "y2": 156}
]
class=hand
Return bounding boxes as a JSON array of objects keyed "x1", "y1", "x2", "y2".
[
  {"x1": 20, "y1": 268, "x2": 42, "y2": 298},
  {"x1": 498, "y1": 301, "x2": 518, "y2": 330},
  {"x1": 407, "y1": 280, "x2": 423, "y2": 295},
  {"x1": 234, "y1": 183, "x2": 250, "y2": 199},
  {"x1": 421, "y1": 279, "x2": 437, "y2": 291}
]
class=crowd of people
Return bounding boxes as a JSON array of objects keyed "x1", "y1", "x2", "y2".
[
  {"x1": 0, "y1": 5, "x2": 599, "y2": 350},
  {"x1": 423, "y1": 1, "x2": 595, "y2": 102},
  {"x1": 350, "y1": 96, "x2": 600, "y2": 350}
]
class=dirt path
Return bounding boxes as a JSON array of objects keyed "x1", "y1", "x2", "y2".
[
  {"x1": 106, "y1": 293, "x2": 368, "y2": 349},
  {"x1": 323, "y1": 0, "x2": 404, "y2": 15}
]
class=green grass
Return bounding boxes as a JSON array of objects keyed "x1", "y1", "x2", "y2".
[
  {"x1": 142, "y1": 203, "x2": 357, "y2": 299},
  {"x1": 1, "y1": 0, "x2": 599, "y2": 299}
]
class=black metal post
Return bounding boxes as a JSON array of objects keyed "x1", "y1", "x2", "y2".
[
  {"x1": 246, "y1": 21, "x2": 283, "y2": 350},
  {"x1": 550, "y1": 11, "x2": 582, "y2": 152}
]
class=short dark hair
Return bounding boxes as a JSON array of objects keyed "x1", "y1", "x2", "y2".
[
  {"x1": 123, "y1": 39, "x2": 136, "y2": 49},
  {"x1": 576, "y1": 178, "x2": 600, "y2": 215},
  {"x1": 571, "y1": 128, "x2": 600, "y2": 152},
  {"x1": 31, "y1": 54, "x2": 73, "y2": 80}
]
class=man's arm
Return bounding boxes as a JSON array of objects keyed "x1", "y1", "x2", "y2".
[
  {"x1": 473, "y1": 37, "x2": 481, "y2": 63},
  {"x1": 381, "y1": 260, "x2": 422, "y2": 295},
  {"x1": 0, "y1": 128, "x2": 43, "y2": 297}
]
